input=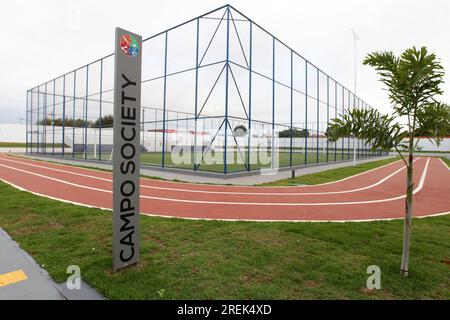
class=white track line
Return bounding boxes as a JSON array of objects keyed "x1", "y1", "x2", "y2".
[
  {"x1": 0, "y1": 158, "x2": 430, "y2": 206},
  {"x1": 439, "y1": 157, "x2": 450, "y2": 170},
  {"x1": 1, "y1": 157, "x2": 112, "y2": 181},
  {"x1": 7, "y1": 154, "x2": 402, "y2": 188},
  {"x1": 0, "y1": 157, "x2": 418, "y2": 196},
  {"x1": 1, "y1": 176, "x2": 448, "y2": 223},
  {"x1": 0, "y1": 179, "x2": 111, "y2": 211}
]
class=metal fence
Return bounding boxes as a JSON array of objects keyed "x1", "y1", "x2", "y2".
[{"x1": 26, "y1": 4, "x2": 386, "y2": 174}]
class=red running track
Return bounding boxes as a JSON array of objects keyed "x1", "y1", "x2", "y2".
[{"x1": 0, "y1": 154, "x2": 449, "y2": 222}]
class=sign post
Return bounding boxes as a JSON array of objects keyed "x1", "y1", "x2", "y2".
[{"x1": 113, "y1": 27, "x2": 142, "y2": 271}]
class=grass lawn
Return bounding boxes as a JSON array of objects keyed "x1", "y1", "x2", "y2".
[
  {"x1": 0, "y1": 178, "x2": 448, "y2": 299},
  {"x1": 260, "y1": 157, "x2": 400, "y2": 186},
  {"x1": 413, "y1": 151, "x2": 450, "y2": 154},
  {"x1": 0, "y1": 142, "x2": 67, "y2": 148},
  {"x1": 261, "y1": 156, "x2": 450, "y2": 187},
  {"x1": 440, "y1": 157, "x2": 450, "y2": 167}
]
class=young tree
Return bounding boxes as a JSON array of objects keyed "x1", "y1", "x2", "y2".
[
  {"x1": 327, "y1": 47, "x2": 448, "y2": 276},
  {"x1": 93, "y1": 114, "x2": 114, "y2": 128},
  {"x1": 279, "y1": 128, "x2": 309, "y2": 138}
]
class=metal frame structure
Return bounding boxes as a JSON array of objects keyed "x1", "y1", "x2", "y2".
[{"x1": 26, "y1": 5, "x2": 385, "y2": 174}]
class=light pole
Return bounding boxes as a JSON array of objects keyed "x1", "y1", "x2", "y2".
[{"x1": 351, "y1": 28, "x2": 359, "y2": 166}]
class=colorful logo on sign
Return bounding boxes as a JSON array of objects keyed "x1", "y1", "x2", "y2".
[{"x1": 120, "y1": 34, "x2": 139, "y2": 57}]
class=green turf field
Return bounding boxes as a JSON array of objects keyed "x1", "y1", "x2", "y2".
[
  {"x1": 64, "y1": 150, "x2": 375, "y2": 173},
  {"x1": 139, "y1": 151, "x2": 350, "y2": 172}
]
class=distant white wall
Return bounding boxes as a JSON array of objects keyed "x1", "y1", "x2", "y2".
[
  {"x1": 6, "y1": 120, "x2": 448, "y2": 152},
  {"x1": 0, "y1": 123, "x2": 26, "y2": 142},
  {"x1": 409, "y1": 137, "x2": 450, "y2": 152}
]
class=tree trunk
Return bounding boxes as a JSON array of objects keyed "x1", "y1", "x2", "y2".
[{"x1": 400, "y1": 152, "x2": 414, "y2": 276}]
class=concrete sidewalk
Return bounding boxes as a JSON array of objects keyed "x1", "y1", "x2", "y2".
[
  {"x1": 18, "y1": 153, "x2": 393, "y2": 185},
  {"x1": 0, "y1": 228, "x2": 104, "y2": 300}
]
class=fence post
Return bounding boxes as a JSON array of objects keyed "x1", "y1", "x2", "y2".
[
  {"x1": 162, "y1": 31, "x2": 168, "y2": 167},
  {"x1": 316, "y1": 69, "x2": 319, "y2": 164},
  {"x1": 37, "y1": 86, "x2": 40, "y2": 153},
  {"x1": 26, "y1": 90, "x2": 29, "y2": 153},
  {"x1": 194, "y1": 18, "x2": 200, "y2": 170},
  {"x1": 73, "y1": 70, "x2": 77, "y2": 158},
  {"x1": 224, "y1": 7, "x2": 230, "y2": 174},
  {"x1": 326, "y1": 76, "x2": 329, "y2": 163},
  {"x1": 84, "y1": 65, "x2": 89, "y2": 159},
  {"x1": 99, "y1": 59, "x2": 103, "y2": 161},
  {"x1": 289, "y1": 50, "x2": 293, "y2": 168},
  {"x1": 272, "y1": 37, "x2": 276, "y2": 169},
  {"x1": 305, "y1": 61, "x2": 308, "y2": 165},
  {"x1": 62, "y1": 75, "x2": 66, "y2": 157},
  {"x1": 247, "y1": 21, "x2": 253, "y2": 172}
]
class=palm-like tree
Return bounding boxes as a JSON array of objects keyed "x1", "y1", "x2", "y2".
[{"x1": 328, "y1": 46, "x2": 449, "y2": 276}]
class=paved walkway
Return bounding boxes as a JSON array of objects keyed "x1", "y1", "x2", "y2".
[
  {"x1": 0, "y1": 228, "x2": 63, "y2": 300},
  {"x1": 18, "y1": 154, "x2": 392, "y2": 185},
  {"x1": 0, "y1": 228, "x2": 104, "y2": 300}
]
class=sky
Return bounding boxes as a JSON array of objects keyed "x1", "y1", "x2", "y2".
[{"x1": 0, "y1": 0, "x2": 449, "y2": 124}]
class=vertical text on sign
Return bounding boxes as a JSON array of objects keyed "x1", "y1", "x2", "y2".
[{"x1": 113, "y1": 28, "x2": 142, "y2": 271}]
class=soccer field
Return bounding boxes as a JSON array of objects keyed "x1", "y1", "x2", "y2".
[
  {"x1": 139, "y1": 150, "x2": 356, "y2": 172},
  {"x1": 63, "y1": 150, "x2": 362, "y2": 173}
]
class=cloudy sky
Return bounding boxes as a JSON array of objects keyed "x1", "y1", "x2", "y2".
[{"x1": 0, "y1": 0, "x2": 449, "y2": 124}]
